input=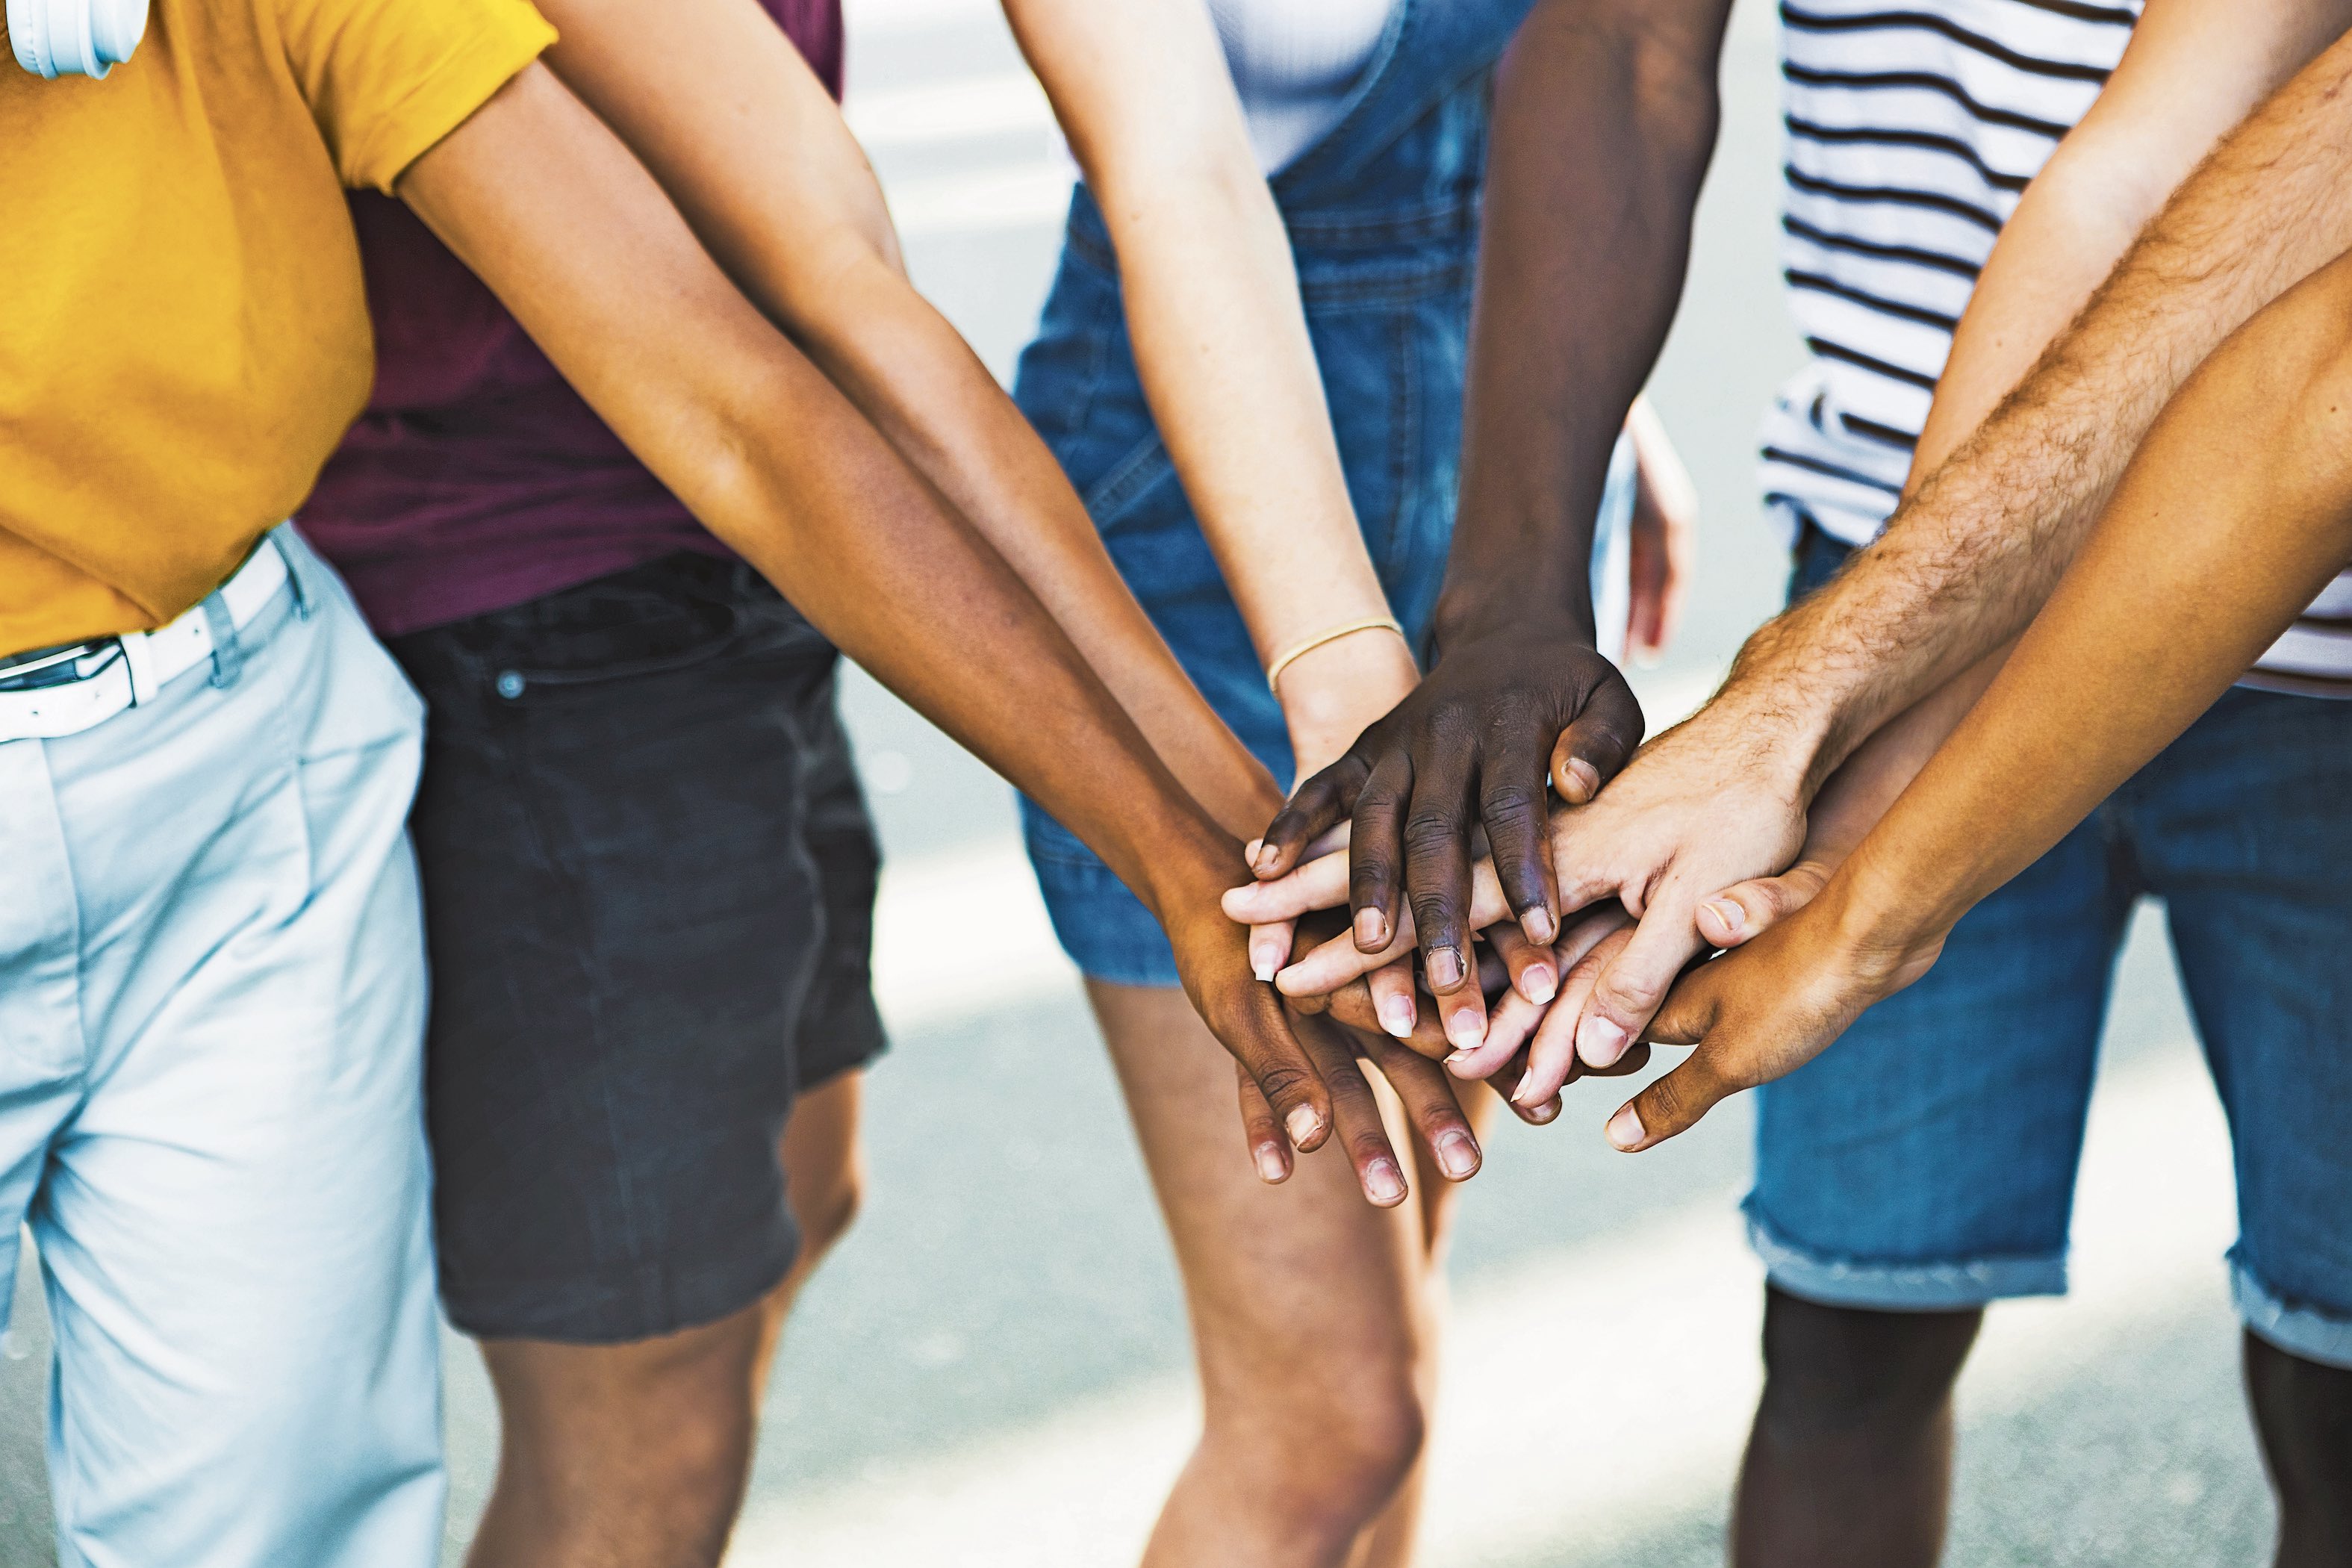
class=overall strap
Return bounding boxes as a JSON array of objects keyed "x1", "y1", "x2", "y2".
[{"x1": 1269, "y1": 0, "x2": 1539, "y2": 206}]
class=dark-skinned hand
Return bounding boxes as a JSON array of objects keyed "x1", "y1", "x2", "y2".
[{"x1": 1248, "y1": 627, "x2": 1643, "y2": 1054}]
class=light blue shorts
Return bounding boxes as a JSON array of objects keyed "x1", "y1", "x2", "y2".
[
  {"x1": 0, "y1": 528, "x2": 444, "y2": 1564},
  {"x1": 1750, "y1": 526, "x2": 2352, "y2": 1369}
]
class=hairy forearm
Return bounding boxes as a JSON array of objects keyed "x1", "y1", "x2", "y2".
[
  {"x1": 1840, "y1": 247, "x2": 2352, "y2": 945},
  {"x1": 1731, "y1": 28, "x2": 2352, "y2": 786},
  {"x1": 1437, "y1": 0, "x2": 1729, "y2": 644}
]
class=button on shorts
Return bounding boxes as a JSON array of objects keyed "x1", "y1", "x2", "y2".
[{"x1": 388, "y1": 552, "x2": 886, "y2": 1343}]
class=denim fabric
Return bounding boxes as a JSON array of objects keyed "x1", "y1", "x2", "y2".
[
  {"x1": 388, "y1": 553, "x2": 886, "y2": 1343},
  {"x1": 1749, "y1": 525, "x2": 2352, "y2": 1368},
  {"x1": 1012, "y1": 0, "x2": 1647, "y2": 987},
  {"x1": 0, "y1": 527, "x2": 444, "y2": 1565}
]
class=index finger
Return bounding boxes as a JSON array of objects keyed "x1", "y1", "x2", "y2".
[
  {"x1": 1222, "y1": 844, "x2": 1351, "y2": 927},
  {"x1": 1254, "y1": 753, "x2": 1369, "y2": 880},
  {"x1": 1204, "y1": 972, "x2": 1337, "y2": 1155},
  {"x1": 1571, "y1": 881, "x2": 1710, "y2": 1069}
]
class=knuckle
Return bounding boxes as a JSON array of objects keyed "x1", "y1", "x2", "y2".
[
  {"x1": 1643, "y1": 1073, "x2": 1690, "y2": 1128},
  {"x1": 1407, "y1": 892, "x2": 1462, "y2": 938},
  {"x1": 1401, "y1": 810, "x2": 1470, "y2": 860},
  {"x1": 1597, "y1": 970, "x2": 1661, "y2": 1013},
  {"x1": 1479, "y1": 785, "x2": 1548, "y2": 843},
  {"x1": 1251, "y1": 1063, "x2": 1318, "y2": 1106}
]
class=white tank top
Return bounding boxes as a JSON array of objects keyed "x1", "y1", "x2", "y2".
[{"x1": 1207, "y1": 0, "x2": 1396, "y2": 173}]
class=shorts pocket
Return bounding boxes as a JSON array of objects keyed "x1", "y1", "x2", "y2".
[{"x1": 495, "y1": 579, "x2": 742, "y2": 690}]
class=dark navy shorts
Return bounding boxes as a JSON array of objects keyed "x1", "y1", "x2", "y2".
[
  {"x1": 1748, "y1": 524, "x2": 2352, "y2": 1368},
  {"x1": 388, "y1": 553, "x2": 886, "y2": 1344}
]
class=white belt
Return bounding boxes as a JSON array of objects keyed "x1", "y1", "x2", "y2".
[{"x1": 0, "y1": 538, "x2": 293, "y2": 743}]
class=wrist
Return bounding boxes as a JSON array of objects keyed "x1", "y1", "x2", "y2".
[
  {"x1": 1275, "y1": 630, "x2": 1418, "y2": 742},
  {"x1": 1432, "y1": 587, "x2": 1596, "y2": 653},
  {"x1": 1699, "y1": 672, "x2": 1839, "y2": 805},
  {"x1": 1820, "y1": 843, "x2": 1950, "y2": 983},
  {"x1": 1133, "y1": 809, "x2": 1251, "y2": 930}
]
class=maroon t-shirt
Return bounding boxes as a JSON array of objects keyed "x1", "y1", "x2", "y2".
[{"x1": 302, "y1": 0, "x2": 844, "y2": 637}]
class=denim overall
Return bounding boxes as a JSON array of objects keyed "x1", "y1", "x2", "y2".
[{"x1": 1013, "y1": 0, "x2": 1628, "y2": 986}]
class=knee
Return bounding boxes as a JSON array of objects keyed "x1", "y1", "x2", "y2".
[
  {"x1": 1755, "y1": 1286, "x2": 1980, "y2": 1446},
  {"x1": 1211, "y1": 1366, "x2": 1428, "y2": 1534}
]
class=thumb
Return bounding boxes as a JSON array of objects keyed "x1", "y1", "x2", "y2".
[
  {"x1": 1549, "y1": 676, "x2": 1645, "y2": 805},
  {"x1": 1605, "y1": 1053, "x2": 1730, "y2": 1153},
  {"x1": 1694, "y1": 861, "x2": 1832, "y2": 948}
]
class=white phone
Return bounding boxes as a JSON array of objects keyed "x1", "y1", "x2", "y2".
[{"x1": 10, "y1": 0, "x2": 149, "y2": 78}]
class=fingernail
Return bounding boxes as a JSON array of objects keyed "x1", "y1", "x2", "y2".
[
  {"x1": 1561, "y1": 758, "x2": 1601, "y2": 804},
  {"x1": 1245, "y1": 838, "x2": 1263, "y2": 865},
  {"x1": 1254, "y1": 843, "x2": 1281, "y2": 875},
  {"x1": 1254, "y1": 1143, "x2": 1288, "y2": 1183},
  {"x1": 1528, "y1": 1097, "x2": 1561, "y2": 1124},
  {"x1": 1444, "y1": 1049, "x2": 1479, "y2": 1077},
  {"x1": 1446, "y1": 1003, "x2": 1484, "y2": 1052},
  {"x1": 1378, "y1": 993, "x2": 1416, "y2": 1038},
  {"x1": 1578, "y1": 1014, "x2": 1629, "y2": 1068},
  {"x1": 1521, "y1": 905, "x2": 1558, "y2": 945},
  {"x1": 1354, "y1": 908, "x2": 1389, "y2": 950},
  {"x1": 1704, "y1": 899, "x2": 1746, "y2": 939},
  {"x1": 1434, "y1": 1130, "x2": 1479, "y2": 1180},
  {"x1": 1522, "y1": 965, "x2": 1557, "y2": 1006},
  {"x1": 1284, "y1": 1105, "x2": 1322, "y2": 1146},
  {"x1": 1251, "y1": 942, "x2": 1278, "y2": 984},
  {"x1": 1510, "y1": 1066, "x2": 1540, "y2": 1107},
  {"x1": 1365, "y1": 1158, "x2": 1407, "y2": 1205},
  {"x1": 1426, "y1": 945, "x2": 1465, "y2": 992},
  {"x1": 1607, "y1": 1104, "x2": 1646, "y2": 1149}
]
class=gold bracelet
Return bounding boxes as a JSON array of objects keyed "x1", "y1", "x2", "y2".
[{"x1": 1264, "y1": 615, "x2": 1407, "y2": 695}]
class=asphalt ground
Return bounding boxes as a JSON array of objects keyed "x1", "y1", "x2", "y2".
[{"x1": 0, "y1": 1, "x2": 2286, "y2": 1562}]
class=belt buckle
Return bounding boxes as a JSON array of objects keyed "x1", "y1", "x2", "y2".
[{"x1": 0, "y1": 640, "x2": 122, "y2": 695}]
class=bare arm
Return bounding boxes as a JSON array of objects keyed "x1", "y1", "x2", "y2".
[
  {"x1": 1248, "y1": 0, "x2": 1723, "y2": 1002},
  {"x1": 396, "y1": 62, "x2": 1345, "y2": 1160},
  {"x1": 1520, "y1": 0, "x2": 2352, "y2": 1069},
  {"x1": 1619, "y1": 240, "x2": 2352, "y2": 1150},
  {"x1": 532, "y1": 0, "x2": 1280, "y2": 836},
  {"x1": 1694, "y1": 0, "x2": 2339, "y2": 944},
  {"x1": 1002, "y1": 0, "x2": 1419, "y2": 776},
  {"x1": 1737, "y1": 0, "x2": 2352, "y2": 786}
]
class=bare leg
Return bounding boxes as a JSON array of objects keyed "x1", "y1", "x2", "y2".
[
  {"x1": 2245, "y1": 1331, "x2": 2352, "y2": 1568},
  {"x1": 464, "y1": 1072, "x2": 864, "y2": 1568},
  {"x1": 1732, "y1": 1286, "x2": 1982, "y2": 1568},
  {"x1": 1089, "y1": 981, "x2": 1479, "y2": 1568}
]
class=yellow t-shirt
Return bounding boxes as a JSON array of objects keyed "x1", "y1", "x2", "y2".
[{"x1": 0, "y1": 0, "x2": 555, "y2": 656}]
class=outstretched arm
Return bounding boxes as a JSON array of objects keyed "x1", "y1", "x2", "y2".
[
  {"x1": 1726, "y1": 1, "x2": 2352, "y2": 784},
  {"x1": 1525, "y1": 0, "x2": 2352, "y2": 1066},
  {"x1": 534, "y1": 0, "x2": 1280, "y2": 839},
  {"x1": 1615, "y1": 240, "x2": 2352, "y2": 1150},
  {"x1": 1002, "y1": 0, "x2": 1422, "y2": 783},
  {"x1": 396, "y1": 62, "x2": 1342, "y2": 1165},
  {"x1": 1249, "y1": 0, "x2": 1727, "y2": 1005},
  {"x1": 1696, "y1": 0, "x2": 2347, "y2": 949}
]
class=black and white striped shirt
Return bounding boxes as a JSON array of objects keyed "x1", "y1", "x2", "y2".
[{"x1": 1759, "y1": 0, "x2": 2352, "y2": 697}]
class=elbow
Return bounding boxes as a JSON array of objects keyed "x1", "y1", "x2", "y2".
[{"x1": 1503, "y1": 0, "x2": 1723, "y2": 173}]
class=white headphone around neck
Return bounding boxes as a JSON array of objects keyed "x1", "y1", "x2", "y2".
[{"x1": 10, "y1": 0, "x2": 148, "y2": 78}]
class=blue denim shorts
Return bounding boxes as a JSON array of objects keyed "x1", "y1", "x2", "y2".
[
  {"x1": 1009, "y1": 202, "x2": 1634, "y2": 986},
  {"x1": 1748, "y1": 524, "x2": 2352, "y2": 1367}
]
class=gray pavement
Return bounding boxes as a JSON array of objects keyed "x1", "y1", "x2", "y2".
[{"x1": 0, "y1": 0, "x2": 2286, "y2": 1563}]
